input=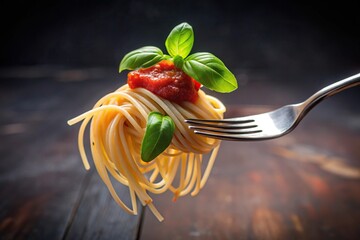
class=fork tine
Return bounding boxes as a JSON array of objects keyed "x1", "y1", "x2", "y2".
[
  {"x1": 193, "y1": 129, "x2": 263, "y2": 141},
  {"x1": 189, "y1": 126, "x2": 261, "y2": 134},
  {"x1": 185, "y1": 118, "x2": 256, "y2": 130},
  {"x1": 187, "y1": 115, "x2": 263, "y2": 140},
  {"x1": 185, "y1": 118, "x2": 254, "y2": 124},
  {"x1": 192, "y1": 127, "x2": 262, "y2": 134},
  {"x1": 187, "y1": 122, "x2": 258, "y2": 129},
  {"x1": 189, "y1": 124, "x2": 259, "y2": 132}
]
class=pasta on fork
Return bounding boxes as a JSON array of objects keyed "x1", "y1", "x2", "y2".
[{"x1": 68, "y1": 22, "x2": 238, "y2": 221}]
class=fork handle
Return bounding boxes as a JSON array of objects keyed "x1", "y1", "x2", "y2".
[{"x1": 300, "y1": 73, "x2": 360, "y2": 112}]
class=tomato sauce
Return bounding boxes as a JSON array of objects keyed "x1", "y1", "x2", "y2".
[{"x1": 127, "y1": 60, "x2": 201, "y2": 103}]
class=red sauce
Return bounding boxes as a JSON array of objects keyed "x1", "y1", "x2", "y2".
[{"x1": 127, "y1": 60, "x2": 201, "y2": 103}]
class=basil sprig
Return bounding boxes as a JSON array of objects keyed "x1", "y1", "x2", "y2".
[
  {"x1": 119, "y1": 46, "x2": 166, "y2": 72},
  {"x1": 141, "y1": 112, "x2": 175, "y2": 162},
  {"x1": 165, "y1": 23, "x2": 194, "y2": 58},
  {"x1": 119, "y1": 22, "x2": 238, "y2": 93}
]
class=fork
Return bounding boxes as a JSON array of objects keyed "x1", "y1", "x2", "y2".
[{"x1": 185, "y1": 73, "x2": 360, "y2": 141}]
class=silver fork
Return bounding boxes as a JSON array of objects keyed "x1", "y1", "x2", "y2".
[{"x1": 186, "y1": 73, "x2": 360, "y2": 141}]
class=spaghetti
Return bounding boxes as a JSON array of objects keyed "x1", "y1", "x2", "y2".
[{"x1": 67, "y1": 84, "x2": 225, "y2": 221}]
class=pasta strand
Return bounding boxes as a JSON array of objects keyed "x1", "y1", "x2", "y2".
[{"x1": 68, "y1": 85, "x2": 225, "y2": 221}]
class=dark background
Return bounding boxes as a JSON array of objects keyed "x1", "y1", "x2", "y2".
[
  {"x1": 2, "y1": 1, "x2": 359, "y2": 69},
  {"x1": 0, "y1": 0, "x2": 359, "y2": 107},
  {"x1": 0, "y1": 1, "x2": 359, "y2": 239}
]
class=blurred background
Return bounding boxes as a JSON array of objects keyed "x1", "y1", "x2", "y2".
[
  {"x1": 1, "y1": 0, "x2": 359, "y2": 105},
  {"x1": 1, "y1": 0, "x2": 359, "y2": 69},
  {"x1": 0, "y1": 0, "x2": 360, "y2": 115},
  {"x1": 0, "y1": 1, "x2": 359, "y2": 239}
]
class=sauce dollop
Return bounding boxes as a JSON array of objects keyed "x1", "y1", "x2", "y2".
[{"x1": 127, "y1": 60, "x2": 201, "y2": 103}]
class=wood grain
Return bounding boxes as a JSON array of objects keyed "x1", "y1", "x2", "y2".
[
  {"x1": 140, "y1": 107, "x2": 360, "y2": 240},
  {"x1": 0, "y1": 77, "x2": 141, "y2": 240},
  {"x1": 0, "y1": 72, "x2": 359, "y2": 240}
]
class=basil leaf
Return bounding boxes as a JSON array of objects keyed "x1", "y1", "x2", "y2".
[
  {"x1": 141, "y1": 112, "x2": 175, "y2": 162},
  {"x1": 182, "y1": 52, "x2": 238, "y2": 93},
  {"x1": 119, "y1": 46, "x2": 165, "y2": 72},
  {"x1": 165, "y1": 22, "x2": 194, "y2": 58}
]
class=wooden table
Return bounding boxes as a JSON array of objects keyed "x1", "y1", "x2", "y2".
[{"x1": 0, "y1": 68, "x2": 359, "y2": 239}]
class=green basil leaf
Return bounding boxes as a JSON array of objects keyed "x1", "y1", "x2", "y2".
[
  {"x1": 119, "y1": 46, "x2": 165, "y2": 72},
  {"x1": 141, "y1": 112, "x2": 175, "y2": 162},
  {"x1": 165, "y1": 22, "x2": 194, "y2": 58},
  {"x1": 182, "y1": 52, "x2": 238, "y2": 93}
]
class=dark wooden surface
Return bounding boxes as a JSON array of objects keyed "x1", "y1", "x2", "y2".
[{"x1": 0, "y1": 68, "x2": 359, "y2": 240}]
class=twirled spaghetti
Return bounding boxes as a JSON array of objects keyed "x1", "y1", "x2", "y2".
[{"x1": 68, "y1": 84, "x2": 225, "y2": 221}]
